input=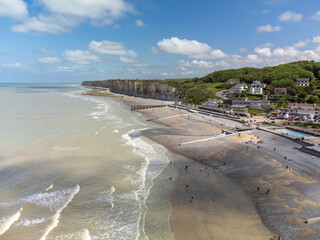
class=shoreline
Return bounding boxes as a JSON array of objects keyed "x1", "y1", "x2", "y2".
[{"x1": 84, "y1": 88, "x2": 320, "y2": 240}]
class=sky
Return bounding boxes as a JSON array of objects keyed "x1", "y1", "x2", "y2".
[{"x1": 1, "y1": 0, "x2": 320, "y2": 83}]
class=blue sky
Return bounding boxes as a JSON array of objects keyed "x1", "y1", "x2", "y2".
[{"x1": 1, "y1": 0, "x2": 320, "y2": 82}]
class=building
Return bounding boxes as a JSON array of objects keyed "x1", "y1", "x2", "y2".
[
  {"x1": 288, "y1": 103, "x2": 320, "y2": 118},
  {"x1": 230, "y1": 97, "x2": 270, "y2": 109},
  {"x1": 201, "y1": 99, "x2": 221, "y2": 108},
  {"x1": 274, "y1": 88, "x2": 287, "y2": 95},
  {"x1": 228, "y1": 83, "x2": 248, "y2": 94},
  {"x1": 226, "y1": 79, "x2": 240, "y2": 84},
  {"x1": 295, "y1": 78, "x2": 309, "y2": 87},
  {"x1": 250, "y1": 81, "x2": 263, "y2": 94}
]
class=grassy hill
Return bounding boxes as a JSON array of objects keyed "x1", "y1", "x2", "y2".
[{"x1": 164, "y1": 60, "x2": 320, "y2": 105}]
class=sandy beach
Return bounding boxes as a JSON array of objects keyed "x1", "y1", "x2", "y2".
[{"x1": 85, "y1": 88, "x2": 320, "y2": 240}]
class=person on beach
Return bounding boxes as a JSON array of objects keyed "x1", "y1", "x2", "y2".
[
  {"x1": 169, "y1": 177, "x2": 172, "y2": 180},
  {"x1": 190, "y1": 197, "x2": 194, "y2": 203},
  {"x1": 186, "y1": 184, "x2": 189, "y2": 188},
  {"x1": 257, "y1": 187, "x2": 260, "y2": 191},
  {"x1": 185, "y1": 165, "x2": 188, "y2": 170},
  {"x1": 274, "y1": 147, "x2": 276, "y2": 151}
]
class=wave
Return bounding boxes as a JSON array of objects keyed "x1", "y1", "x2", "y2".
[
  {"x1": 121, "y1": 128, "x2": 172, "y2": 239},
  {"x1": 112, "y1": 129, "x2": 119, "y2": 133},
  {"x1": 52, "y1": 146, "x2": 80, "y2": 151},
  {"x1": 94, "y1": 126, "x2": 107, "y2": 135},
  {"x1": 45, "y1": 184, "x2": 53, "y2": 191},
  {"x1": 0, "y1": 207, "x2": 23, "y2": 235},
  {"x1": 17, "y1": 217, "x2": 46, "y2": 226},
  {"x1": 39, "y1": 185, "x2": 80, "y2": 240},
  {"x1": 81, "y1": 228, "x2": 91, "y2": 240},
  {"x1": 91, "y1": 186, "x2": 116, "y2": 210}
]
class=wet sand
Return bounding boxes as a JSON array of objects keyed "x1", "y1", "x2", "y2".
[{"x1": 84, "y1": 88, "x2": 320, "y2": 240}]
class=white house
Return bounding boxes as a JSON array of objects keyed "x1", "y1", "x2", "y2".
[
  {"x1": 250, "y1": 81, "x2": 263, "y2": 94},
  {"x1": 295, "y1": 78, "x2": 309, "y2": 87},
  {"x1": 288, "y1": 103, "x2": 320, "y2": 118},
  {"x1": 229, "y1": 83, "x2": 248, "y2": 94},
  {"x1": 202, "y1": 99, "x2": 221, "y2": 108},
  {"x1": 230, "y1": 97, "x2": 270, "y2": 109}
]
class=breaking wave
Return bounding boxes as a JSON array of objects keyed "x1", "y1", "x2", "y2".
[{"x1": 0, "y1": 207, "x2": 23, "y2": 235}]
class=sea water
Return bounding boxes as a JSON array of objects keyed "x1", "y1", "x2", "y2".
[{"x1": 0, "y1": 83, "x2": 175, "y2": 240}]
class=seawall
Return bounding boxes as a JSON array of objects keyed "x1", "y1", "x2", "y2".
[{"x1": 81, "y1": 80, "x2": 180, "y2": 101}]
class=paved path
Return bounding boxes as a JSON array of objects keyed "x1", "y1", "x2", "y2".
[{"x1": 180, "y1": 131, "x2": 252, "y2": 145}]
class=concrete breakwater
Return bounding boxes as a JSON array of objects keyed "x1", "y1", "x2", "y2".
[{"x1": 82, "y1": 80, "x2": 180, "y2": 101}]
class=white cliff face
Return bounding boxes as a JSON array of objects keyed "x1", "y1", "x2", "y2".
[{"x1": 82, "y1": 80, "x2": 180, "y2": 101}]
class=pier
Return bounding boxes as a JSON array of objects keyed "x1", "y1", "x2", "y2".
[{"x1": 131, "y1": 104, "x2": 167, "y2": 111}]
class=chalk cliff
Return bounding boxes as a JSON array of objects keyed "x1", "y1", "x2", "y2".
[{"x1": 82, "y1": 80, "x2": 180, "y2": 101}]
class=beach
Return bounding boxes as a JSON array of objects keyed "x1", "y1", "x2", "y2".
[{"x1": 88, "y1": 88, "x2": 320, "y2": 240}]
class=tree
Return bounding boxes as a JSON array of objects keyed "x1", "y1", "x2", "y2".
[
  {"x1": 298, "y1": 92, "x2": 307, "y2": 99},
  {"x1": 307, "y1": 95, "x2": 316, "y2": 104}
]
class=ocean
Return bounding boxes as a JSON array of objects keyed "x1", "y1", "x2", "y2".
[{"x1": 0, "y1": 83, "x2": 175, "y2": 240}]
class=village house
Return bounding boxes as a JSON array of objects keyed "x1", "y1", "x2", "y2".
[
  {"x1": 228, "y1": 83, "x2": 248, "y2": 94},
  {"x1": 226, "y1": 78, "x2": 240, "y2": 84},
  {"x1": 230, "y1": 97, "x2": 270, "y2": 109},
  {"x1": 288, "y1": 103, "x2": 320, "y2": 118},
  {"x1": 201, "y1": 99, "x2": 221, "y2": 108},
  {"x1": 274, "y1": 88, "x2": 287, "y2": 95},
  {"x1": 250, "y1": 81, "x2": 264, "y2": 94},
  {"x1": 295, "y1": 78, "x2": 309, "y2": 87}
]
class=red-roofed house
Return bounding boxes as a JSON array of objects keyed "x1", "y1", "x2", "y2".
[
  {"x1": 227, "y1": 79, "x2": 240, "y2": 84},
  {"x1": 274, "y1": 88, "x2": 287, "y2": 95}
]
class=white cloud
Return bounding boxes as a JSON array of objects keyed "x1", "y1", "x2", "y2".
[
  {"x1": 156, "y1": 37, "x2": 227, "y2": 60},
  {"x1": 119, "y1": 56, "x2": 148, "y2": 67},
  {"x1": 7, "y1": 0, "x2": 135, "y2": 34},
  {"x1": 239, "y1": 47, "x2": 247, "y2": 52},
  {"x1": 89, "y1": 40, "x2": 137, "y2": 57},
  {"x1": 0, "y1": 0, "x2": 28, "y2": 20},
  {"x1": 256, "y1": 24, "x2": 281, "y2": 32},
  {"x1": 40, "y1": 0, "x2": 134, "y2": 20},
  {"x1": 38, "y1": 57, "x2": 61, "y2": 64},
  {"x1": 313, "y1": 36, "x2": 320, "y2": 43},
  {"x1": 311, "y1": 11, "x2": 320, "y2": 21},
  {"x1": 63, "y1": 50, "x2": 101, "y2": 64},
  {"x1": 262, "y1": 42, "x2": 274, "y2": 48},
  {"x1": 54, "y1": 65, "x2": 83, "y2": 72},
  {"x1": 261, "y1": 9, "x2": 271, "y2": 14},
  {"x1": 254, "y1": 47, "x2": 272, "y2": 57},
  {"x1": 12, "y1": 15, "x2": 78, "y2": 34},
  {"x1": 1, "y1": 62, "x2": 27, "y2": 69},
  {"x1": 150, "y1": 46, "x2": 159, "y2": 54},
  {"x1": 279, "y1": 11, "x2": 302, "y2": 22},
  {"x1": 293, "y1": 39, "x2": 309, "y2": 48},
  {"x1": 34, "y1": 48, "x2": 56, "y2": 55},
  {"x1": 175, "y1": 42, "x2": 320, "y2": 77},
  {"x1": 178, "y1": 60, "x2": 216, "y2": 70},
  {"x1": 136, "y1": 19, "x2": 145, "y2": 27}
]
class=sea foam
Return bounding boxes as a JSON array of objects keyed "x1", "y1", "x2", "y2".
[
  {"x1": 0, "y1": 207, "x2": 23, "y2": 235},
  {"x1": 39, "y1": 185, "x2": 80, "y2": 240}
]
